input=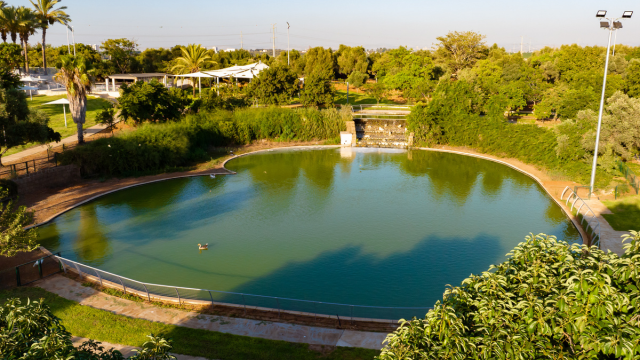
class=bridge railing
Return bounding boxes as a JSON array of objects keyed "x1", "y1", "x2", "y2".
[
  {"x1": 560, "y1": 186, "x2": 601, "y2": 248},
  {"x1": 55, "y1": 256, "x2": 431, "y2": 323},
  {"x1": 352, "y1": 104, "x2": 412, "y2": 112}
]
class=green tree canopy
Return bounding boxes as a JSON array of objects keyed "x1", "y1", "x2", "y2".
[
  {"x1": 0, "y1": 42, "x2": 22, "y2": 69},
  {"x1": 303, "y1": 46, "x2": 335, "y2": 78},
  {"x1": 118, "y1": 80, "x2": 183, "y2": 124},
  {"x1": 336, "y1": 44, "x2": 368, "y2": 76},
  {"x1": 0, "y1": 69, "x2": 60, "y2": 163},
  {"x1": 101, "y1": 38, "x2": 138, "y2": 74},
  {"x1": 625, "y1": 58, "x2": 640, "y2": 98},
  {"x1": 0, "y1": 298, "x2": 177, "y2": 359},
  {"x1": 434, "y1": 31, "x2": 488, "y2": 74},
  {"x1": 247, "y1": 64, "x2": 299, "y2": 106},
  {"x1": 380, "y1": 231, "x2": 640, "y2": 360},
  {"x1": 300, "y1": 71, "x2": 334, "y2": 107}
]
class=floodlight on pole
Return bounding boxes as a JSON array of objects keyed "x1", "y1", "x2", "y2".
[
  {"x1": 287, "y1": 22, "x2": 290, "y2": 67},
  {"x1": 589, "y1": 10, "x2": 633, "y2": 195}
]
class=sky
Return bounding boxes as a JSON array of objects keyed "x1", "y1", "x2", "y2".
[{"x1": 11, "y1": 0, "x2": 640, "y2": 51}]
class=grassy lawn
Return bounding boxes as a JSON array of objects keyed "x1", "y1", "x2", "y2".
[
  {"x1": 5, "y1": 95, "x2": 111, "y2": 157},
  {"x1": 334, "y1": 90, "x2": 396, "y2": 106},
  {"x1": 602, "y1": 195, "x2": 640, "y2": 232},
  {"x1": 0, "y1": 286, "x2": 379, "y2": 360}
]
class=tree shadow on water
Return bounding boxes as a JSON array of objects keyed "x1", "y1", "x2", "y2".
[{"x1": 223, "y1": 233, "x2": 507, "y2": 312}]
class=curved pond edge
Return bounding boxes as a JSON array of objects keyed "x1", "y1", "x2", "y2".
[
  {"x1": 29, "y1": 144, "x2": 587, "y2": 243},
  {"x1": 415, "y1": 147, "x2": 588, "y2": 244}
]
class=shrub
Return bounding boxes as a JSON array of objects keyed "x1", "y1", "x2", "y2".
[
  {"x1": 380, "y1": 231, "x2": 640, "y2": 360},
  {"x1": 118, "y1": 80, "x2": 183, "y2": 124},
  {"x1": 300, "y1": 71, "x2": 335, "y2": 108},
  {"x1": 346, "y1": 71, "x2": 368, "y2": 88},
  {"x1": 59, "y1": 107, "x2": 348, "y2": 177},
  {"x1": 407, "y1": 80, "x2": 603, "y2": 185},
  {"x1": 0, "y1": 179, "x2": 18, "y2": 198},
  {"x1": 246, "y1": 64, "x2": 299, "y2": 106}
]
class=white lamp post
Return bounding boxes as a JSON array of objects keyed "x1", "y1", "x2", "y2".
[{"x1": 589, "y1": 10, "x2": 633, "y2": 195}]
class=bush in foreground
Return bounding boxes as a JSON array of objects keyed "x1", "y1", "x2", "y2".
[
  {"x1": 0, "y1": 298, "x2": 175, "y2": 359},
  {"x1": 379, "y1": 231, "x2": 640, "y2": 360}
]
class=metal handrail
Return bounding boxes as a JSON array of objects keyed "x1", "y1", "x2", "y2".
[
  {"x1": 560, "y1": 186, "x2": 601, "y2": 247},
  {"x1": 353, "y1": 104, "x2": 412, "y2": 112},
  {"x1": 55, "y1": 256, "x2": 431, "y2": 321}
]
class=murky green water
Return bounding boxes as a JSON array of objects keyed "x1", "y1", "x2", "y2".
[{"x1": 38, "y1": 148, "x2": 579, "y2": 318}]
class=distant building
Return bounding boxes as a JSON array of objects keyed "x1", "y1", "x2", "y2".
[{"x1": 211, "y1": 46, "x2": 218, "y2": 53}]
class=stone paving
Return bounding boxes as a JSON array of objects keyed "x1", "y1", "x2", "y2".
[
  {"x1": 35, "y1": 275, "x2": 388, "y2": 351},
  {"x1": 584, "y1": 199, "x2": 629, "y2": 256}
]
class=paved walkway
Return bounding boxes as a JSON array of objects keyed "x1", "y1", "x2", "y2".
[
  {"x1": 3, "y1": 121, "x2": 120, "y2": 164},
  {"x1": 35, "y1": 275, "x2": 388, "y2": 351},
  {"x1": 71, "y1": 337, "x2": 208, "y2": 360},
  {"x1": 584, "y1": 199, "x2": 628, "y2": 256}
]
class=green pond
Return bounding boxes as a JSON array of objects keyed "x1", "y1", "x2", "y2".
[{"x1": 38, "y1": 148, "x2": 580, "y2": 319}]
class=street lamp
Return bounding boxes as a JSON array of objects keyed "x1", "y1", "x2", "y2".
[{"x1": 589, "y1": 10, "x2": 633, "y2": 195}]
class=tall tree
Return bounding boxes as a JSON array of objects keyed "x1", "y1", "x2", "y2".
[
  {"x1": 336, "y1": 45, "x2": 368, "y2": 76},
  {"x1": 16, "y1": 6, "x2": 37, "y2": 73},
  {"x1": 0, "y1": 6, "x2": 19, "y2": 44},
  {"x1": 101, "y1": 38, "x2": 138, "y2": 74},
  {"x1": 54, "y1": 55, "x2": 93, "y2": 144},
  {"x1": 0, "y1": 1, "x2": 6, "y2": 42},
  {"x1": 435, "y1": 31, "x2": 487, "y2": 74},
  {"x1": 0, "y1": 69, "x2": 59, "y2": 165},
  {"x1": 169, "y1": 44, "x2": 214, "y2": 96},
  {"x1": 30, "y1": 0, "x2": 70, "y2": 76},
  {"x1": 247, "y1": 64, "x2": 299, "y2": 105}
]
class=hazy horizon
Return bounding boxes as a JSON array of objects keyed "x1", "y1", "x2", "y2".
[{"x1": 10, "y1": 0, "x2": 639, "y2": 51}]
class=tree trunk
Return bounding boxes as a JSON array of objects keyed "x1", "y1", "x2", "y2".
[
  {"x1": 1, "y1": 31, "x2": 6, "y2": 43},
  {"x1": 42, "y1": 28, "x2": 47, "y2": 75},
  {"x1": 23, "y1": 38, "x2": 29, "y2": 73},
  {"x1": 68, "y1": 93, "x2": 87, "y2": 144},
  {"x1": 10, "y1": 32, "x2": 16, "y2": 44}
]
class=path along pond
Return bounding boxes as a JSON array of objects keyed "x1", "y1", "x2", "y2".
[{"x1": 38, "y1": 148, "x2": 580, "y2": 319}]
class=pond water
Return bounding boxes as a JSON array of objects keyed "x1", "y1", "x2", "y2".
[{"x1": 38, "y1": 148, "x2": 580, "y2": 318}]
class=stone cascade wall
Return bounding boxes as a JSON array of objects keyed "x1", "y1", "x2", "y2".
[
  {"x1": 14, "y1": 165, "x2": 81, "y2": 195},
  {"x1": 345, "y1": 120, "x2": 357, "y2": 144},
  {"x1": 355, "y1": 119, "x2": 409, "y2": 148}
]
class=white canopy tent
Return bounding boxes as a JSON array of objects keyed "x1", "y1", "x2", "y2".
[
  {"x1": 19, "y1": 85, "x2": 39, "y2": 100},
  {"x1": 20, "y1": 76, "x2": 45, "y2": 83},
  {"x1": 173, "y1": 72, "x2": 214, "y2": 97},
  {"x1": 42, "y1": 98, "x2": 70, "y2": 127},
  {"x1": 175, "y1": 62, "x2": 269, "y2": 96},
  {"x1": 203, "y1": 62, "x2": 269, "y2": 79}
]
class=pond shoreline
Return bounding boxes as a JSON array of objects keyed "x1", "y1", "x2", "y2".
[{"x1": 24, "y1": 143, "x2": 587, "y2": 246}]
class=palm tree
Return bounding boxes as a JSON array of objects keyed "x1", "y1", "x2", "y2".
[
  {"x1": 16, "y1": 7, "x2": 37, "y2": 74},
  {"x1": 0, "y1": 6, "x2": 19, "y2": 43},
  {"x1": 0, "y1": 1, "x2": 5, "y2": 41},
  {"x1": 30, "y1": 0, "x2": 70, "y2": 75},
  {"x1": 170, "y1": 44, "x2": 215, "y2": 96},
  {"x1": 54, "y1": 55, "x2": 93, "y2": 144}
]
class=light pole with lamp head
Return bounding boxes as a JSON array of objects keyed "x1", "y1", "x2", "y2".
[{"x1": 589, "y1": 10, "x2": 633, "y2": 196}]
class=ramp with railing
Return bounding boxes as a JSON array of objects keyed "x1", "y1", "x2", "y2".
[{"x1": 560, "y1": 186, "x2": 601, "y2": 247}]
